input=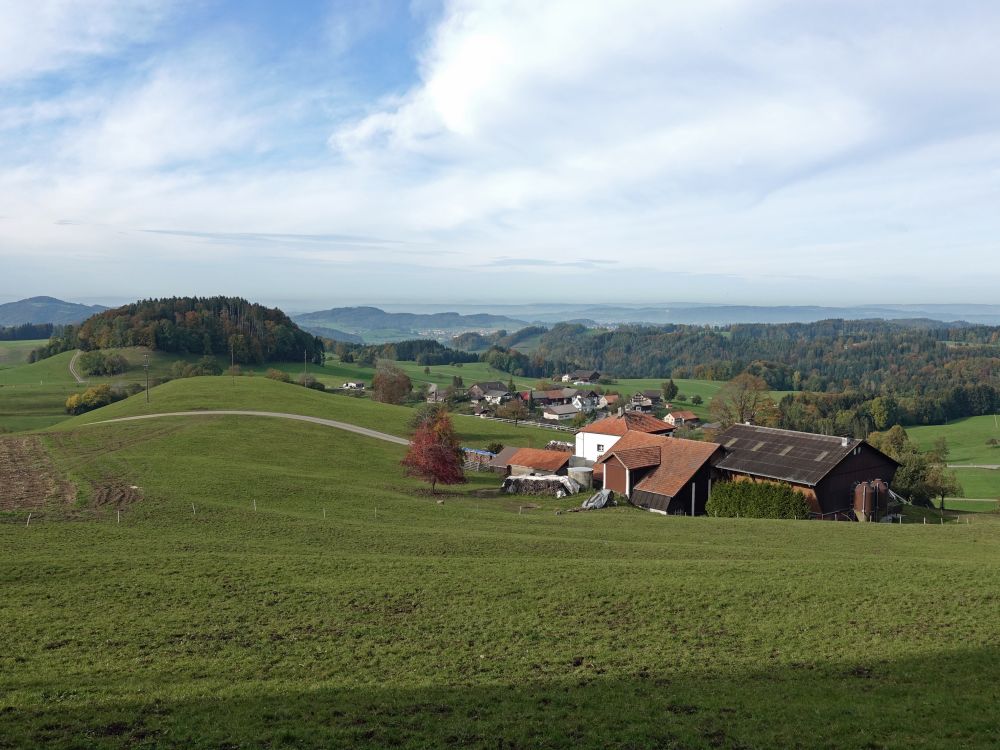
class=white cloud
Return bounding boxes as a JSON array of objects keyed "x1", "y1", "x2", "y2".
[
  {"x1": 2, "y1": 1, "x2": 1000, "y2": 304},
  {"x1": 0, "y1": 1, "x2": 169, "y2": 84}
]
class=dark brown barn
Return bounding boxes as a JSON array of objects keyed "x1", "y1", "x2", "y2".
[
  {"x1": 713, "y1": 424, "x2": 900, "y2": 518},
  {"x1": 595, "y1": 432, "x2": 724, "y2": 515}
]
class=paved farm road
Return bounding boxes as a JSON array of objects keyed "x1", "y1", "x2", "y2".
[{"x1": 88, "y1": 410, "x2": 410, "y2": 446}]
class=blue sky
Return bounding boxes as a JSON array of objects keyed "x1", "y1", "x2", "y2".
[{"x1": 1, "y1": 0, "x2": 999, "y2": 309}]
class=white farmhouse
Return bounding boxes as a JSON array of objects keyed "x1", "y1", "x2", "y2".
[{"x1": 574, "y1": 411, "x2": 675, "y2": 463}]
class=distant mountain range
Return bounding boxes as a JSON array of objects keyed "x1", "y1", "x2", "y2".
[
  {"x1": 0, "y1": 296, "x2": 108, "y2": 327},
  {"x1": 377, "y1": 302, "x2": 1000, "y2": 327},
  {"x1": 293, "y1": 306, "x2": 528, "y2": 344}
]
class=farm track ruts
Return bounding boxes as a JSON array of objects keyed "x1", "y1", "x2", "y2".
[{"x1": 0, "y1": 436, "x2": 76, "y2": 510}]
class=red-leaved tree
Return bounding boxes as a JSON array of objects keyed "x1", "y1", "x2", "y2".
[{"x1": 401, "y1": 411, "x2": 467, "y2": 493}]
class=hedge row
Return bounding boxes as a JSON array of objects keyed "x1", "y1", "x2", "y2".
[{"x1": 706, "y1": 480, "x2": 811, "y2": 519}]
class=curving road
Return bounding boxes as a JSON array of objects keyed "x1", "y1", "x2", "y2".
[
  {"x1": 68, "y1": 350, "x2": 85, "y2": 384},
  {"x1": 87, "y1": 410, "x2": 410, "y2": 446}
]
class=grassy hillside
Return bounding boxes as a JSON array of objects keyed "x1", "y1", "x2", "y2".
[
  {"x1": 2, "y1": 413, "x2": 999, "y2": 748},
  {"x1": 908, "y1": 415, "x2": 1000, "y2": 464},
  {"x1": 0, "y1": 339, "x2": 46, "y2": 367},
  {"x1": 908, "y1": 416, "x2": 1000, "y2": 499},
  {"x1": 63, "y1": 376, "x2": 560, "y2": 449},
  {"x1": 0, "y1": 349, "x2": 230, "y2": 433},
  {"x1": 605, "y1": 378, "x2": 724, "y2": 419}
]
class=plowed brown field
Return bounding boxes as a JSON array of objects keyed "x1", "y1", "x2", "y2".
[{"x1": 0, "y1": 436, "x2": 76, "y2": 510}]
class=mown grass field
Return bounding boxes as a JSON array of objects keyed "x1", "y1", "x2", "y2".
[
  {"x1": 0, "y1": 339, "x2": 46, "y2": 368},
  {"x1": 908, "y1": 416, "x2": 1000, "y2": 499},
  {"x1": 909, "y1": 415, "x2": 1000, "y2": 465},
  {"x1": 2, "y1": 396, "x2": 1000, "y2": 748}
]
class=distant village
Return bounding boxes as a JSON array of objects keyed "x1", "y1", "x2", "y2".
[{"x1": 415, "y1": 370, "x2": 902, "y2": 524}]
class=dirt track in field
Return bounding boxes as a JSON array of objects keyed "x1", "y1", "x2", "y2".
[{"x1": 0, "y1": 436, "x2": 76, "y2": 510}]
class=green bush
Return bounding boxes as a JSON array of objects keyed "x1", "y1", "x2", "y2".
[
  {"x1": 706, "y1": 480, "x2": 811, "y2": 519},
  {"x1": 65, "y1": 384, "x2": 126, "y2": 415},
  {"x1": 78, "y1": 351, "x2": 129, "y2": 376}
]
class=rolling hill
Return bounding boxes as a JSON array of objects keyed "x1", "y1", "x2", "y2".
[
  {"x1": 293, "y1": 306, "x2": 529, "y2": 344},
  {"x1": 0, "y1": 296, "x2": 107, "y2": 326}
]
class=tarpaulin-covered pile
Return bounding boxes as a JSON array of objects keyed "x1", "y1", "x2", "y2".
[
  {"x1": 501, "y1": 475, "x2": 581, "y2": 497},
  {"x1": 581, "y1": 489, "x2": 615, "y2": 509}
]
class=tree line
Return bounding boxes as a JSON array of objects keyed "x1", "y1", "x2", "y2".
[{"x1": 0, "y1": 323, "x2": 54, "y2": 341}]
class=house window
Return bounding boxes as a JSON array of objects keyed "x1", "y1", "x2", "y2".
[{"x1": 596, "y1": 444, "x2": 604, "y2": 452}]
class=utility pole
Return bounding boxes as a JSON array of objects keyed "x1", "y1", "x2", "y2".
[
  {"x1": 304, "y1": 349, "x2": 307, "y2": 377},
  {"x1": 231, "y1": 341, "x2": 235, "y2": 386},
  {"x1": 143, "y1": 354, "x2": 150, "y2": 403}
]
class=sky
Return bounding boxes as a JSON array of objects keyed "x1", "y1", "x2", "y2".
[{"x1": 1, "y1": 0, "x2": 999, "y2": 310}]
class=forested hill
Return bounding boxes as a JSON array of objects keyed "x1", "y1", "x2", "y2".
[
  {"x1": 0, "y1": 296, "x2": 107, "y2": 326},
  {"x1": 37, "y1": 296, "x2": 323, "y2": 364}
]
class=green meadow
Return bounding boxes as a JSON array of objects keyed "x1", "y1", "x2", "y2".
[
  {"x1": 0, "y1": 339, "x2": 46, "y2": 368},
  {"x1": 2, "y1": 380, "x2": 1000, "y2": 747}
]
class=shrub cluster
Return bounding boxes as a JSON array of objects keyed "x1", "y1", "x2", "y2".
[
  {"x1": 65, "y1": 384, "x2": 127, "y2": 415},
  {"x1": 297, "y1": 374, "x2": 326, "y2": 391},
  {"x1": 78, "y1": 351, "x2": 129, "y2": 376},
  {"x1": 706, "y1": 480, "x2": 811, "y2": 519},
  {"x1": 169, "y1": 357, "x2": 224, "y2": 379},
  {"x1": 266, "y1": 368, "x2": 291, "y2": 382}
]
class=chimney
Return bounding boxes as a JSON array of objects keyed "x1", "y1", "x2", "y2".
[{"x1": 841, "y1": 436, "x2": 849, "y2": 447}]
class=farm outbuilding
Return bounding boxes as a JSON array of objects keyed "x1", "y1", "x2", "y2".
[
  {"x1": 506, "y1": 447, "x2": 571, "y2": 476},
  {"x1": 713, "y1": 424, "x2": 900, "y2": 518},
  {"x1": 594, "y1": 431, "x2": 723, "y2": 515}
]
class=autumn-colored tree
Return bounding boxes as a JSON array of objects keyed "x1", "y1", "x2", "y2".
[
  {"x1": 373, "y1": 360, "x2": 412, "y2": 404},
  {"x1": 710, "y1": 373, "x2": 779, "y2": 428},
  {"x1": 401, "y1": 412, "x2": 466, "y2": 493}
]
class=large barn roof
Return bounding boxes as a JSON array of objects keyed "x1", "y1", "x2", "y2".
[{"x1": 714, "y1": 423, "x2": 894, "y2": 487}]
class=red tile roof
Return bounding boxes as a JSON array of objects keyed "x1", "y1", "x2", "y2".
[
  {"x1": 507, "y1": 448, "x2": 571, "y2": 473},
  {"x1": 578, "y1": 412, "x2": 673, "y2": 436},
  {"x1": 613, "y1": 446, "x2": 662, "y2": 470},
  {"x1": 594, "y1": 430, "x2": 667, "y2": 462},
  {"x1": 634, "y1": 440, "x2": 722, "y2": 499}
]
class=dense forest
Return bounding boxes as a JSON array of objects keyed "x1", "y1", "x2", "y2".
[
  {"x1": 330, "y1": 339, "x2": 479, "y2": 366},
  {"x1": 470, "y1": 320, "x2": 1000, "y2": 430},
  {"x1": 0, "y1": 323, "x2": 53, "y2": 341},
  {"x1": 32, "y1": 297, "x2": 324, "y2": 365}
]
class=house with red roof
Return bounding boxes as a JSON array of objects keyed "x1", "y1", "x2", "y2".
[
  {"x1": 595, "y1": 432, "x2": 724, "y2": 515},
  {"x1": 573, "y1": 411, "x2": 674, "y2": 463}
]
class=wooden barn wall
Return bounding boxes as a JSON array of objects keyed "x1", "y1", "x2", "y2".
[
  {"x1": 604, "y1": 462, "x2": 628, "y2": 495},
  {"x1": 815, "y1": 445, "x2": 899, "y2": 515}
]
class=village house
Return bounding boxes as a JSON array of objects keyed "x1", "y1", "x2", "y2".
[
  {"x1": 598, "y1": 393, "x2": 620, "y2": 410},
  {"x1": 627, "y1": 390, "x2": 662, "y2": 413},
  {"x1": 467, "y1": 381, "x2": 509, "y2": 404},
  {"x1": 713, "y1": 424, "x2": 900, "y2": 518},
  {"x1": 530, "y1": 387, "x2": 578, "y2": 407},
  {"x1": 595, "y1": 431, "x2": 724, "y2": 515},
  {"x1": 506, "y1": 447, "x2": 572, "y2": 476},
  {"x1": 571, "y1": 390, "x2": 600, "y2": 413},
  {"x1": 664, "y1": 410, "x2": 700, "y2": 427},
  {"x1": 574, "y1": 411, "x2": 674, "y2": 463},
  {"x1": 561, "y1": 369, "x2": 601, "y2": 384},
  {"x1": 543, "y1": 403, "x2": 580, "y2": 421}
]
